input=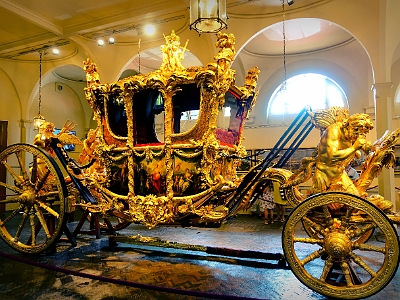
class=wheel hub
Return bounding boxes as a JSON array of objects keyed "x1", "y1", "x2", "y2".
[
  {"x1": 20, "y1": 189, "x2": 36, "y2": 205},
  {"x1": 324, "y1": 231, "x2": 352, "y2": 259}
]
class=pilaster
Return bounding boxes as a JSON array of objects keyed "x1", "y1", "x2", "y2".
[{"x1": 371, "y1": 82, "x2": 396, "y2": 210}]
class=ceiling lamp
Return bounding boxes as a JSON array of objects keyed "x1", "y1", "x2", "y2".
[
  {"x1": 190, "y1": 0, "x2": 227, "y2": 34},
  {"x1": 33, "y1": 51, "x2": 45, "y2": 130},
  {"x1": 281, "y1": 0, "x2": 288, "y2": 90}
]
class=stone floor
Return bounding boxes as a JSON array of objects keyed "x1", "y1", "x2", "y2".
[{"x1": 0, "y1": 214, "x2": 399, "y2": 300}]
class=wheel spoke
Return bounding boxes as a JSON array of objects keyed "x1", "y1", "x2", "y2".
[
  {"x1": 340, "y1": 206, "x2": 355, "y2": 228},
  {"x1": 2, "y1": 161, "x2": 24, "y2": 185},
  {"x1": 29, "y1": 212, "x2": 36, "y2": 246},
  {"x1": 301, "y1": 248, "x2": 326, "y2": 266},
  {"x1": 294, "y1": 237, "x2": 323, "y2": 245},
  {"x1": 303, "y1": 216, "x2": 327, "y2": 237},
  {"x1": 35, "y1": 169, "x2": 51, "y2": 192},
  {"x1": 0, "y1": 195, "x2": 22, "y2": 204},
  {"x1": 38, "y1": 202, "x2": 59, "y2": 219},
  {"x1": 354, "y1": 243, "x2": 385, "y2": 254},
  {"x1": 31, "y1": 156, "x2": 38, "y2": 183},
  {"x1": 36, "y1": 191, "x2": 59, "y2": 199},
  {"x1": 13, "y1": 207, "x2": 29, "y2": 242},
  {"x1": 320, "y1": 258, "x2": 334, "y2": 282},
  {"x1": 15, "y1": 151, "x2": 30, "y2": 182},
  {"x1": 0, "y1": 181, "x2": 23, "y2": 194},
  {"x1": 0, "y1": 205, "x2": 24, "y2": 226},
  {"x1": 350, "y1": 223, "x2": 376, "y2": 239},
  {"x1": 321, "y1": 205, "x2": 334, "y2": 228},
  {"x1": 340, "y1": 261, "x2": 354, "y2": 287},
  {"x1": 348, "y1": 252, "x2": 377, "y2": 277},
  {"x1": 34, "y1": 204, "x2": 51, "y2": 238}
]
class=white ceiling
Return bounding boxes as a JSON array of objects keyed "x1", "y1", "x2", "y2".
[{"x1": 0, "y1": 0, "x2": 354, "y2": 78}]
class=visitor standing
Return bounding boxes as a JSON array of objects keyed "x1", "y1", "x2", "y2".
[
  {"x1": 261, "y1": 182, "x2": 275, "y2": 224},
  {"x1": 273, "y1": 181, "x2": 286, "y2": 222}
]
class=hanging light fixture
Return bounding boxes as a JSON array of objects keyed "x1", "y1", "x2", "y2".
[
  {"x1": 33, "y1": 51, "x2": 45, "y2": 130},
  {"x1": 281, "y1": 0, "x2": 288, "y2": 91},
  {"x1": 190, "y1": 0, "x2": 227, "y2": 34}
]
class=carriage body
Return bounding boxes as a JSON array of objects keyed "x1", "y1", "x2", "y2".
[{"x1": 81, "y1": 31, "x2": 260, "y2": 228}]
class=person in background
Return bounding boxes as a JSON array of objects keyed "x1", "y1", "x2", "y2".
[
  {"x1": 273, "y1": 181, "x2": 287, "y2": 222},
  {"x1": 261, "y1": 182, "x2": 275, "y2": 224},
  {"x1": 346, "y1": 163, "x2": 360, "y2": 181},
  {"x1": 250, "y1": 196, "x2": 262, "y2": 217}
]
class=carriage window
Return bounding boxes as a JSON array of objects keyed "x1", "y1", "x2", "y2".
[
  {"x1": 132, "y1": 89, "x2": 164, "y2": 145},
  {"x1": 108, "y1": 95, "x2": 128, "y2": 137},
  {"x1": 215, "y1": 93, "x2": 239, "y2": 145},
  {"x1": 224, "y1": 107, "x2": 231, "y2": 117},
  {"x1": 172, "y1": 84, "x2": 201, "y2": 134},
  {"x1": 181, "y1": 110, "x2": 199, "y2": 121}
]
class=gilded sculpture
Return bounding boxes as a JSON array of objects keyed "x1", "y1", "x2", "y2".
[
  {"x1": 282, "y1": 106, "x2": 398, "y2": 212},
  {"x1": 309, "y1": 109, "x2": 374, "y2": 195}
]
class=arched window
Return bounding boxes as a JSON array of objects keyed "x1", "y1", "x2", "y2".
[{"x1": 268, "y1": 73, "x2": 347, "y2": 117}]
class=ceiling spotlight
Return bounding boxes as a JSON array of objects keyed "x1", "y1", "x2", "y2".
[
  {"x1": 287, "y1": 0, "x2": 294, "y2": 5},
  {"x1": 97, "y1": 39, "x2": 105, "y2": 46},
  {"x1": 143, "y1": 24, "x2": 155, "y2": 35},
  {"x1": 52, "y1": 48, "x2": 59, "y2": 55},
  {"x1": 108, "y1": 37, "x2": 115, "y2": 44}
]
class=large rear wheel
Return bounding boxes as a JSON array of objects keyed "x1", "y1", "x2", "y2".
[
  {"x1": 0, "y1": 144, "x2": 67, "y2": 254},
  {"x1": 282, "y1": 192, "x2": 399, "y2": 299}
]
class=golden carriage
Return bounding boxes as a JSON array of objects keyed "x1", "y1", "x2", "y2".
[{"x1": 1, "y1": 31, "x2": 400, "y2": 299}]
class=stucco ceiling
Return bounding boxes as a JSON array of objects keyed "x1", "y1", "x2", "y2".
[{"x1": 0, "y1": 0, "x2": 353, "y2": 79}]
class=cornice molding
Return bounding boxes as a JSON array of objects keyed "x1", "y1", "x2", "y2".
[
  {"x1": 0, "y1": 0, "x2": 63, "y2": 35},
  {"x1": 227, "y1": 0, "x2": 332, "y2": 19},
  {"x1": 79, "y1": 13, "x2": 186, "y2": 41},
  {"x1": 242, "y1": 37, "x2": 355, "y2": 58},
  {"x1": 1, "y1": 42, "x2": 78, "y2": 62},
  {"x1": 63, "y1": 3, "x2": 188, "y2": 37}
]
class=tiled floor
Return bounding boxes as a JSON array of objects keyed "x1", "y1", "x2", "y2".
[{"x1": 0, "y1": 214, "x2": 399, "y2": 300}]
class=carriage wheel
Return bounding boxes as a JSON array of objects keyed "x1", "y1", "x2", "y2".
[
  {"x1": 0, "y1": 144, "x2": 67, "y2": 254},
  {"x1": 282, "y1": 192, "x2": 399, "y2": 299}
]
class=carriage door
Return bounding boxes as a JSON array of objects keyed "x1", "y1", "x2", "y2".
[{"x1": 0, "y1": 121, "x2": 7, "y2": 213}]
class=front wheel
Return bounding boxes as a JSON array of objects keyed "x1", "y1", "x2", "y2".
[
  {"x1": 0, "y1": 144, "x2": 67, "y2": 254},
  {"x1": 282, "y1": 192, "x2": 399, "y2": 299}
]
